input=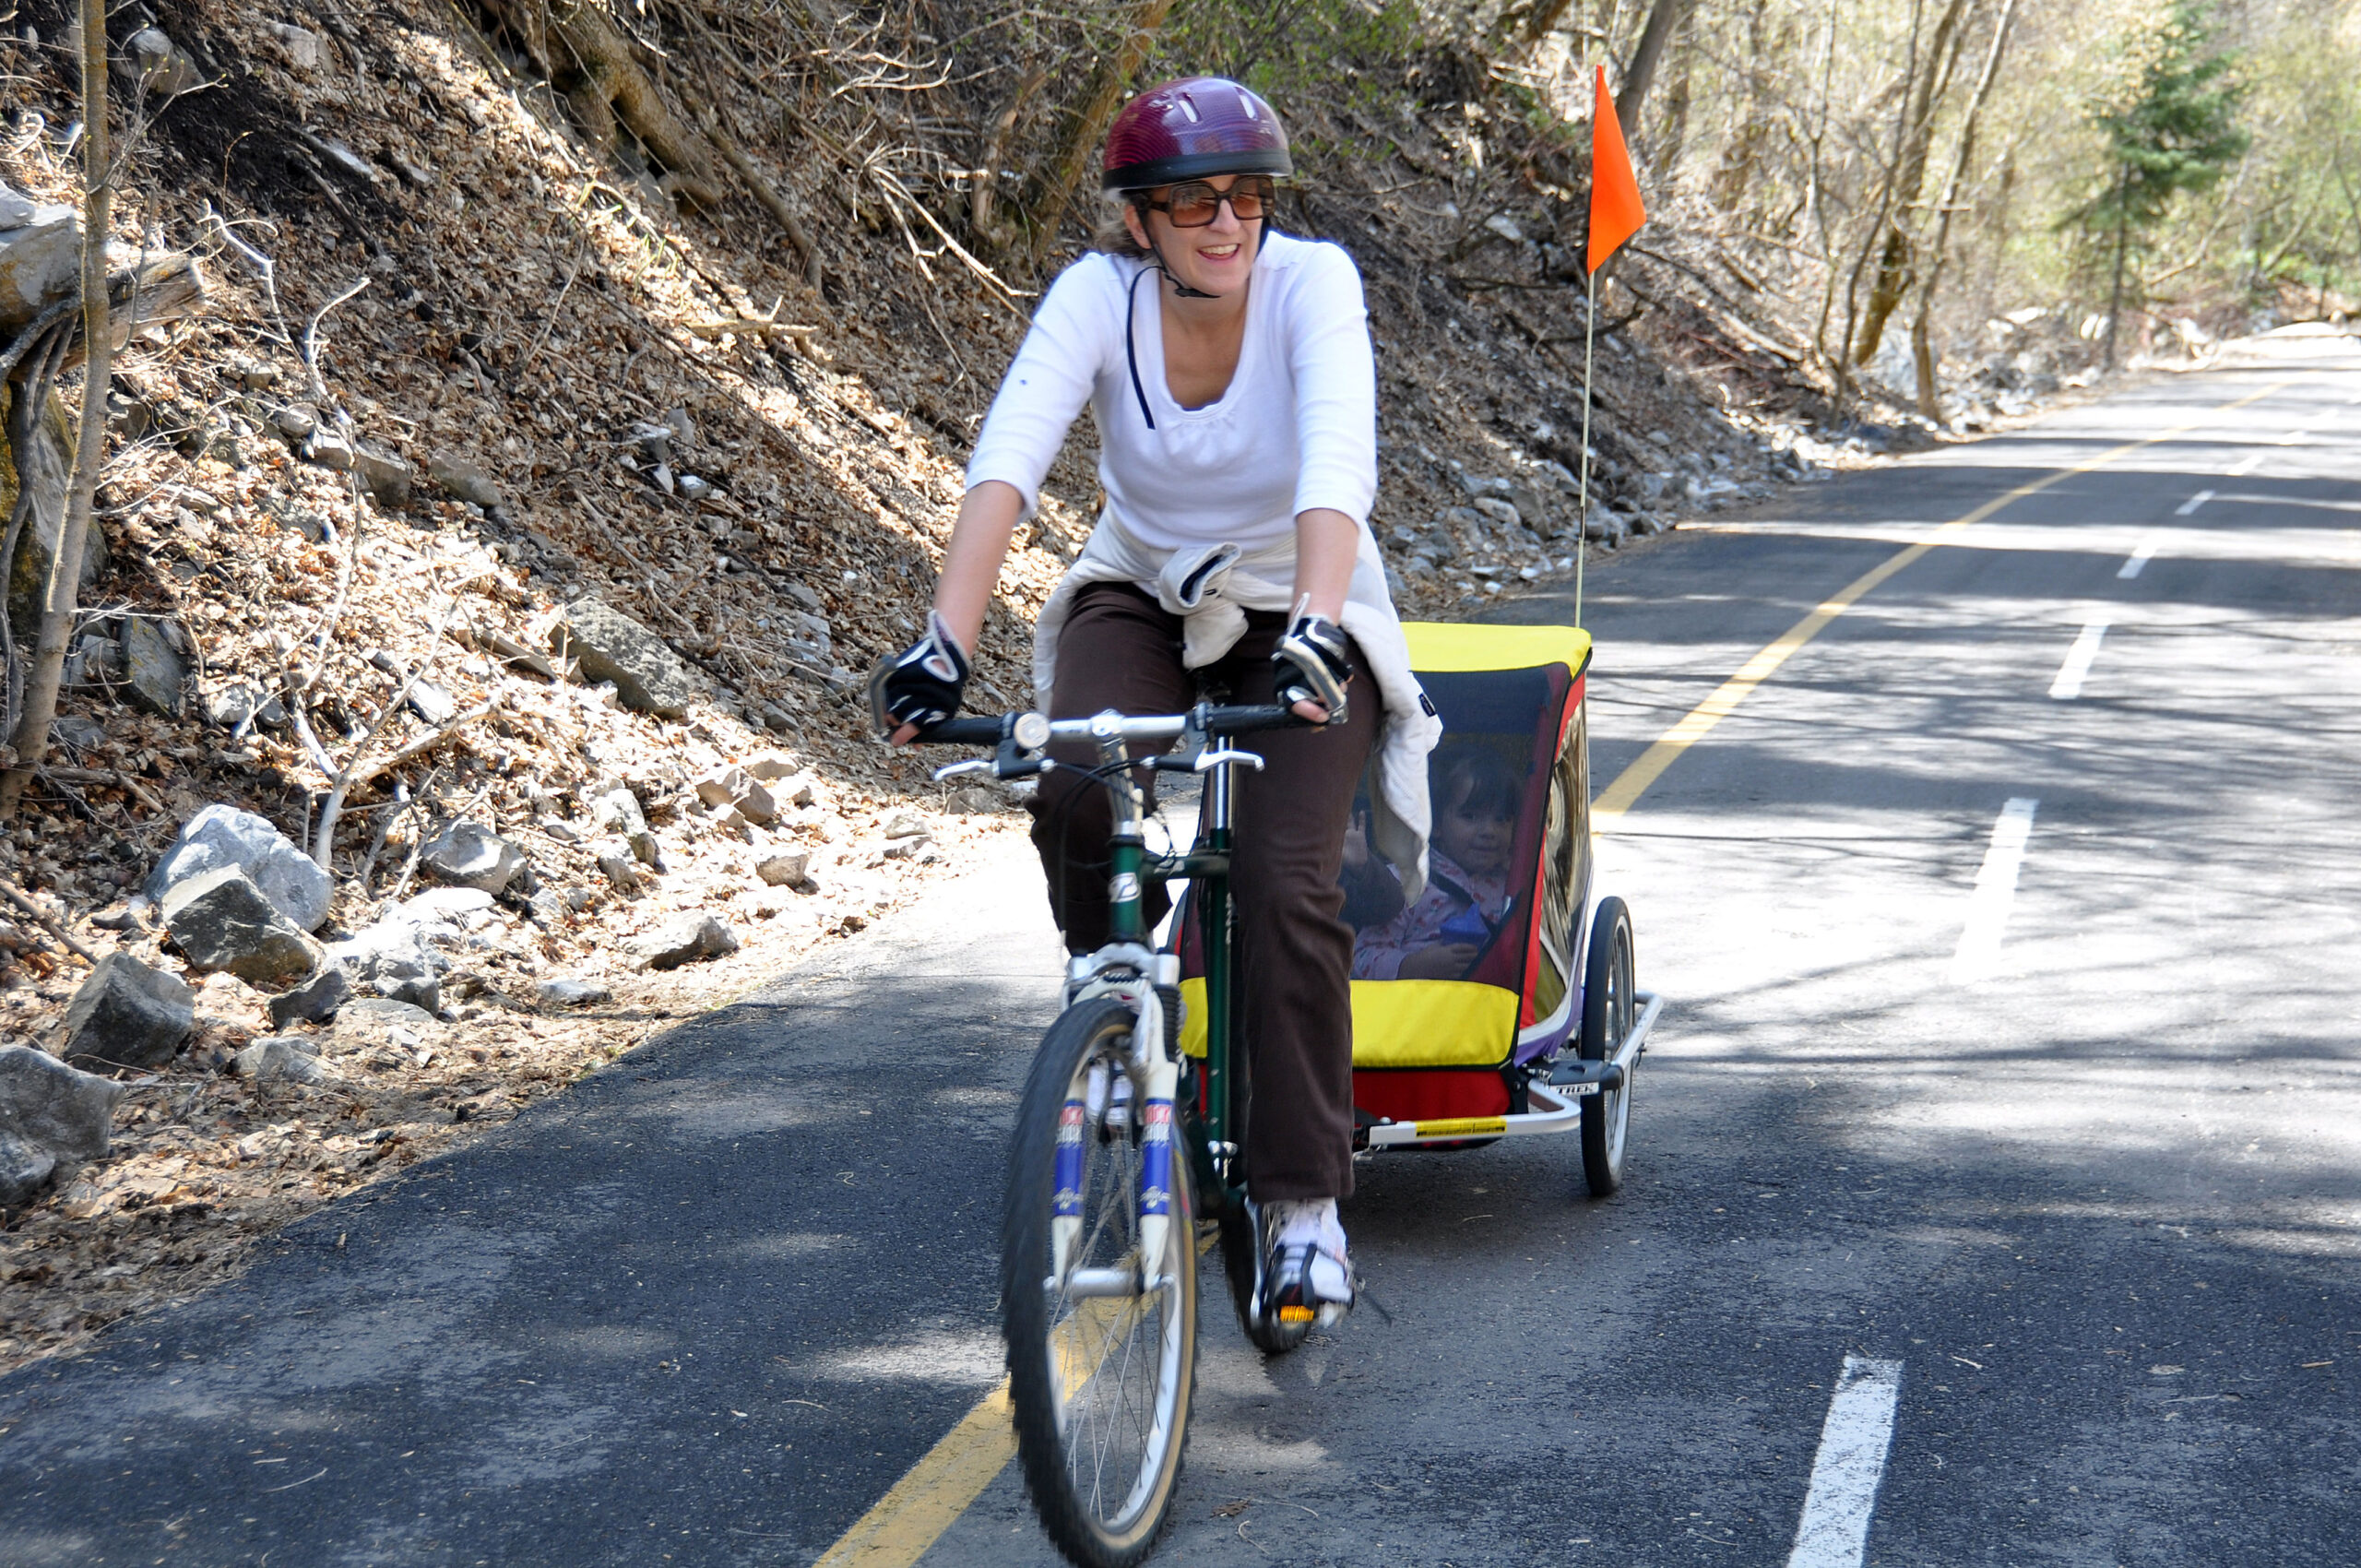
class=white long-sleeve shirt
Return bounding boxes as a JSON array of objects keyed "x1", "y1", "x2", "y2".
[
  {"x1": 965, "y1": 232, "x2": 1379, "y2": 549},
  {"x1": 967, "y1": 233, "x2": 1442, "y2": 897}
]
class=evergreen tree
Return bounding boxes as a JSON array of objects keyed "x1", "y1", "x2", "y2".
[{"x1": 2076, "y1": 0, "x2": 2251, "y2": 363}]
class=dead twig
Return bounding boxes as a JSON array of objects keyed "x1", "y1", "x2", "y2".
[{"x1": 0, "y1": 877, "x2": 98, "y2": 964}]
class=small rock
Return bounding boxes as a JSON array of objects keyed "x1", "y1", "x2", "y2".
[
  {"x1": 0, "y1": 1130, "x2": 55, "y2": 1211},
  {"x1": 629, "y1": 914, "x2": 739, "y2": 970},
  {"x1": 1471, "y1": 496, "x2": 1523, "y2": 530},
  {"x1": 54, "y1": 953, "x2": 194, "y2": 1070},
  {"x1": 328, "y1": 920, "x2": 444, "y2": 1012},
  {"x1": 595, "y1": 849, "x2": 645, "y2": 896},
  {"x1": 627, "y1": 830, "x2": 664, "y2": 869},
  {"x1": 756, "y1": 851, "x2": 810, "y2": 888},
  {"x1": 551, "y1": 599, "x2": 707, "y2": 719},
  {"x1": 119, "y1": 617, "x2": 186, "y2": 717},
  {"x1": 333, "y1": 997, "x2": 441, "y2": 1050},
  {"x1": 267, "y1": 965, "x2": 352, "y2": 1029},
  {"x1": 52, "y1": 714, "x2": 106, "y2": 752},
  {"x1": 426, "y1": 452, "x2": 502, "y2": 509},
  {"x1": 272, "y1": 403, "x2": 318, "y2": 441},
  {"x1": 694, "y1": 765, "x2": 753, "y2": 809},
  {"x1": 116, "y1": 27, "x2": 204, "y2": 100},
  {"x1": 160, "y1": 867, "x2": 320, "y2": 986},
  {"x1": 354, "y1": 446, "x2": 411, "y2": 505},
  {"x1": 396, "y1": 887, "x2": 496, "y2": 923},
  {"x1": 537, "y1": 977, "x2": 612, "y2": 1008},
  {"x1": 148, "y1": 803, "x2": 333, "y2": 931},
  {"x1": 782, "y1": 581, "x2": 825, "y2": 613},
  {"x1": 694, "y1": 765, "x2": 778, "y2": 825},
  {"x1": 0, "y1": 180, "x2": 35, "y2": 232},
  {"x1": 420, "y1": 821, "x2": 525, "y2": 894},
  {"x1": 234, "y1": 1037, "x2": 338, "y2": 1086},
  {"x1": 881, "y1": 812, "x2": 930, "y2": 840},
  {"x1": 586, "y1": 787, "x2": 647, "y2": 837},
  {"x1": 676, "y1": 474, "x2": 714, "y2": 502},
  {"x1": 1483, "y1": 212, "x2": 1525, "y2": 244},
  {"x1": 266, "y1": 21, "x2": 322, "y2": 71},
  {"x1": 526, "y1": 889, "x2": 569, "y2": 925},
  {"x1": 743, "y1": 753, "x2": 801, "y2": 783},
  {"x1": 202, "y1": 681, "x2": 270, "y2": 730},
  {"x1": 0, "y1": 1043, "x2": 125, "y2": 1197}
]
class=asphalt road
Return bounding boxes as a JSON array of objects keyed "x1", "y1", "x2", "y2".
[{"x1": 4, "y1": 331, "x2": 2357, "y2": 1567}]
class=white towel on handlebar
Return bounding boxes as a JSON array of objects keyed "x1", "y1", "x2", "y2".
[{"x1": 1033, "y1": 512, "x2": 1442, "y2": 902}]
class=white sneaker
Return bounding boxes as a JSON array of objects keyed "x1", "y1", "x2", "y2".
[{"x1": 1263, "y1": 1198, "x2": 1354, "y2": 1326}]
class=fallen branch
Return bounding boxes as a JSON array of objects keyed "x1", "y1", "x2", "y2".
[
  {"x1": 40, "y1": 764, "x2": 164, "y2": 814},
  {"x1": 309, "y1": 704, "x2": 493, "y2": 875},
  {"x1": 0, "y1": 877, "x2": 98, "y2": 964}
]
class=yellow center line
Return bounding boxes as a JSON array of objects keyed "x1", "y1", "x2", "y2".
[
  {"x1": 1591, "y1": 376, "x2": 2301, "y2": 827},
  {"x1": 813, "y1": 1378, "x2": 1016, "y2": 1568}
]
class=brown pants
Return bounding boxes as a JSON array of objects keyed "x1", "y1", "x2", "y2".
[{"x1": 1028, "y1": 583, "x2": 1372, "y2": 1202}]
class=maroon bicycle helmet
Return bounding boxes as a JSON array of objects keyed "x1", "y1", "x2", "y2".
[{"x1": 1102, "y1": 77, "x2": 1292, "y2": 191}]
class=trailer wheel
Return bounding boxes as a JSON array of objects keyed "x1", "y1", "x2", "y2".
[{"x1": 1579, "y1": 897, "x2": 1635, "y2": 1197}]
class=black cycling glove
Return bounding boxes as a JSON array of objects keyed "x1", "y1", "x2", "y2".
[
  {"x1": 867, "y1": 611, "x2": 970, "y2": 736},
  {"x1": 1273, "y1": 611, "x2": 1352, "y2": 724}
]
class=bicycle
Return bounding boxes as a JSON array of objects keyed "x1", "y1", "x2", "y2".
[{"x1": 919, "y1": 700, "x2": 1310, "y2": 1567}]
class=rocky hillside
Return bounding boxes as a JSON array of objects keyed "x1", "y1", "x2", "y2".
[{"x1": 0, "y1": 0, "x2": 1928, "y2": 1368}]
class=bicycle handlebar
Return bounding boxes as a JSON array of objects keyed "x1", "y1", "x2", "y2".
[{"x1": 911, "y1": 704, "x2": 1311, "y2": 747}]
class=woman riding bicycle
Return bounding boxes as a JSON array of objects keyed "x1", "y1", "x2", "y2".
[{"x1": 872, "y1": 77, "x2": 1440, "y2": 1328}]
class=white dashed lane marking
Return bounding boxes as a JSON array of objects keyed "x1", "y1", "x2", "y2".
[
  {"x1": 2175, "y1": 487, "x2": 2213, "y2": 517},
  {"x1": 1952, "y1": 798, "x2": 2039, "y2": 984},
  {"x1": 2048, "y1": 619, "x2": 2110, "y2": 700},
  {"x1": 1785, "y1": 1356, "x2": 1906, "y2": 1568}
]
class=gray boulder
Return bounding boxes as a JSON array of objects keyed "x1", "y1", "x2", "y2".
[
  {"x1": 267, "y1": 965, "x2": 352, "y2": 1029},
  {"x1": 328, "y1": 919, "x2": 445, "y2": 1013},
  {"x1": 421, "y1": 821, "x2": 525, "y2": 894},
  {"x1": 630, "y1": 914, "x2": 739, "y2": 970},
  {"x1": 161, "y1": 867, "x2": 320, "y2": 986},
  {"x1": 551, "y1": 599, "x2": 706, "y2": 718},
  {"x1": 147, "y1": 803, "x2": 333, "y2": 932},
  {"x1": 119, "y1": 617, "x2": 186, "y2": 717},
  {"x1": 0, "y1": 1045, "x2": 123, "y2": 1205},
  {"x1": 55, "y1": 952, "x2": 194, "y2": 1070}
]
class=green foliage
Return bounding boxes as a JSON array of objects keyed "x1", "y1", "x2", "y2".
[{"x1": 2075, "y1": 0, "x2": 2250, "y2": 239}]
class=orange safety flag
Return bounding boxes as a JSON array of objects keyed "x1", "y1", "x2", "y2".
[{"x1": 1587, "y1": 65, "x2": 1646, "y2": 276}]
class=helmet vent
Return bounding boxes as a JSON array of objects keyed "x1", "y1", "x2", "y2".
[
  {"x1": 1239, "y1": 91, "x2": 1258, "y2": 119},
  {"x1": 1178, "y1": 93, "x2": 1201, "y2": 124}
]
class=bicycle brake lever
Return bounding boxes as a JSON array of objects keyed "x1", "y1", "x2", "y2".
[
  {"x1": 931, "y1": 759, "x2": 993, "y2": 782},
  {"x1": 1194, "y1": 749, "x2": 1264, "y2": 773}
]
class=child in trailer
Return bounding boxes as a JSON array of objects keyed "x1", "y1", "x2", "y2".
[{"x1": 1351, "y1": 746, "x2": 1519, "y2": 980}]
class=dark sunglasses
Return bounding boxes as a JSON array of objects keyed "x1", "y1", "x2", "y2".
[{"x1": 1140, "y1": 176, "x2": 1276, "y2": 227}]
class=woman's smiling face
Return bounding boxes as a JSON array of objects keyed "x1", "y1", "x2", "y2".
[{"x1": 1126, "y1": 175, "x2": 1261, "y2": 296}]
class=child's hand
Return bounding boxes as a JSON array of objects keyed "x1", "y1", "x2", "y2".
[
  {"x1": 1341, "y1": 815, "x2": 1370, "y2": 871},
  {"x1": 1396, "y1": 944, "x2": 1478, "y2": 980}
]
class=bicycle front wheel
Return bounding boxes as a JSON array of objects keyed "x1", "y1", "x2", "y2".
[{"x1": 1003, "y1": 998, "x2": 1197, "y2": 1567}]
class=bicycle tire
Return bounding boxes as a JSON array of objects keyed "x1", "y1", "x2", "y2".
[
  {"x1": 1579, "y1": 897, "x2": 1636, "y2": 1197},
  {"x1": 1003, "y1": 998, "x2": 1197, "y2": 1567}
]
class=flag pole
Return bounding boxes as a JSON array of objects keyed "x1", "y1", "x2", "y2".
[{"x1": 1576, "y1": 266, "x2": 1598, "y2": 631}]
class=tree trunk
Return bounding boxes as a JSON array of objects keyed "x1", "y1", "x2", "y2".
[
  {"x1": 2104, "y1": 161, "x2": 2130, "y2": 370},
  {"x1": 485, "y1": 0, "x2": 723, "y2": 207},
  {"x1": 1853, "y1": 0, "x2": 1972, "y2": 365},
  {"x1": 1913, "y1": 0, "x2": 2016, "y2": 419},
  {"x1": 1613, "y1": 0, "x2": 1690, "y2": 142},
  {"x1": 1027, "y1": 0, "x2": 1176, "y2": 258},
  {"x1": 0, "y1": 0, "x2": 109, "y2": 814}
]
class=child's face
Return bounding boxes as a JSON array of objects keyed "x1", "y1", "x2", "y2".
[{"x1": 1433, "y1": 778, "x2": 1514, "y2": 877}]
